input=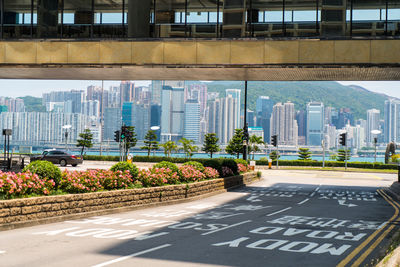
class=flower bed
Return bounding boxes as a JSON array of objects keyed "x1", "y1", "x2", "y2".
[{"x1": 0, "y1": 162, "x2": 226, "y2": 200}]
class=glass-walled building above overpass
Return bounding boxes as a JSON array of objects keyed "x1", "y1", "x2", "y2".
[{"x1": 1, "y1": 0, "x2": 399, "y2": 39}]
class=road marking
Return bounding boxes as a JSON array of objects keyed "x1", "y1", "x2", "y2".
[
  {"x1": 91, "y1": 244, "x2": 171, "y2": 267},
  {"x1": 297, "y1": 198, "x2": 309, "y2": 205},
  {"x1": 202, "y1": 220, "x2": 252, "y2": 236},
  {"x1": 0, "y1": 250, "x2": 5, "y2": 254},
  {"x1": 338, "y1": 200, "x2": 357, "y2": 208},
  {"x1": 337, "y1": 189, "x2": 398, "y2": 267},
  {"x1": 267, "y1": 207, "x2": 292, "y2": 217},
  {"x1": 350, "y1": 190, "x2": 400, "y2": 266}
]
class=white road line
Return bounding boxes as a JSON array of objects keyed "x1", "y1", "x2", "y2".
[
  {"x1": 202, "y1": 220, "x2": 252, "y2": 236},
  {"x1": 266, "y1": 207, "x2": 292, "y2": 217},
  {"x1": 310, "y1": 192, "x2": 316, "y2": 197},
  {"x1": 91, "y1": 244, "x2": 171, "y2": 267},
  {"x1": 0, "y1": 250, "x2": 5, "y2": 254},
  {"x1": 297, "y1": 198, "x2": 310, "y2": 205}
]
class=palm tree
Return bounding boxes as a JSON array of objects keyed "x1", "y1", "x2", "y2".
[
  {"x1": 248, "y1": 135, "x2": 264, "y2": 160},
  {"x1": 160, "y1": 141, "x2": 178, "y2": 158}
]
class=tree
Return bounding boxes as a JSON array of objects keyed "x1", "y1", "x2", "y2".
[
  {"x1": 122, "y1": 126, "x2": 137, "y2": 158},
  {"x1": 161, "y1": 141, "x2": 178, "y2": 158},
  {"x1": 269, "y1": 150, "x2": 280, "y2": 160},
  {"x1": 202, "y1": 133, "x2": 220, "y2": 158},
  {"x1": 248, "y1": 135, "x2": 264, "y2": 160},
  {"x1": 337, "y1": 149, "x2": 351, "y2": 162},
  {"x1": 298, "y1": 147, "x2": 312, "y2": 160},
  {"x1": 179, "y1": 138, "x2": 198, "y2": 159},
  {"x1": 76, "y1": 128, "x2": 93, "y2": 156},
  {"x1": 225, "y1": 129, "x2": 244, "y2": 159},
  {"x1": 141, "y1": 130, "x2": 159, "y2": 156}
]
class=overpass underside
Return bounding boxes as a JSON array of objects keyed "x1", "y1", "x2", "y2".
[{"x1": 0, "y1": 39, "x2": 399, "y2": 81}]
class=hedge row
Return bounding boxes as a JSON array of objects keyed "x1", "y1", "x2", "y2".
[
  {"x1": 82, "y1": 155, "x2": 398, "y2": 170},
  {"x1": 256, "y1": 160, "x2": 398, "y2": 170}
]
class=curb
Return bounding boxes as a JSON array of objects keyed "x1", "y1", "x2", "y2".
[
  {"x1": 0, "y1": 174, "x2": 262, "y2": 232},
  {"x1": 0, "y1": 188, "x2": 228, "y2": 232}
]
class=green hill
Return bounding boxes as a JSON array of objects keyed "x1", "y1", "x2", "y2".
[
  {"x1": 205, "y1": 81, "x2": 388, "y2": 120},
  {"x1": 20, "y1": 96, "x2": 46, "y2": 112}
]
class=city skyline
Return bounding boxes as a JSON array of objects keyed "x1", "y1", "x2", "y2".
[{"x1": 1, "y1": 80, "x2": 400, "y2": 99}]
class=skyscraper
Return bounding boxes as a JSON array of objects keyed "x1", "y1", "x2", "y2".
[
  {"x1": 366, "y1": 109, "x2": 380, "y2": 145},
  {"x1": 104, "y1": 107, "x2": 121, "y2": 141},
  {"x1": 184, "y1": 100, "x2": 201, "y2": 143},
  {"x1": 220, "y1": 95, "x2": 238, "y2": 144},
  {"x1": 384, "y1": 99, "x2": 400, "y2": 143},
  {"x1": 306, "y1": 102, "x2": 324, "y2": 146},
  {"x1": 256, "y1": 96, "x2": 274, "y2": 143},
  {"x1": 161, "y1": 85, "x2": 185, "y2": 142},
  {"x1": 270, "y1": 102, "x2": 297, "y2": 145},
  {"x1": 120, "y1": 81, "x2": 135, "y2": 105},
  {"x1": 122, "y1": 102, "x2": 150, "y2": 140},
  {"x1": 226, "y1": 89, "x2": 241, "y2": 128}
]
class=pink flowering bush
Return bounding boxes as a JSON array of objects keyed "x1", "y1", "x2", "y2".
[
  {"x1": 203, "y1": 167, "x2": 220, "y2": 179},
  {"x1": 237, "y1": 163, "x2": 249, "y2": 173},
  {"x1": 221, "y1": 166, "x2": 234, "y2": 177},
  {"x1": 60, "y1": 169, "x2": 134, "y2": 193},
  {"x1": 137, "y1": 167, "x2": 180, "y2": 187},
  {"x1": 179, "y1": 165, "x2": 206, "y2": 183},
  {"x1": 0, "y1": 170, "x2": 55, "y2": 199}
]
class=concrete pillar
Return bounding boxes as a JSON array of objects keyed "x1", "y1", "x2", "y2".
[
  {"x1": 223, "y1": 0, "x2": 247, "y2": 37},
  {"x1": 37, "y1": 0, "x2": 59, "y2": 38},
  {"x1": 321, "y1": 0, "x2": 346, "y2": 36},
  {"x1": 128, "y1": 0, "x2": 151, "y2": 38}
]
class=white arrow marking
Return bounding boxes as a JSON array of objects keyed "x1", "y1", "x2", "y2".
[
  {"x1": 0, "y1": 250, "x2": 6, "y2": 254},
  {"x1": 338, "y1": 200, "x2": 357, "y2": 208}
]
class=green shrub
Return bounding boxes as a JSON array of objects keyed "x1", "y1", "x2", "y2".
[
  {"x1": 110, "y1": 161, "x2": 139, "y2": 179},
  {"x1": 183, "y1": 161, "x2": 205, "y2": 171},
  {"x1": 23, "y1": 160, "x2": 62, "y2": 188},
  {"x1": 221, "y1": 159, "x2": 239, "y2": 175},
  {"x1": 203, "y1": 159, "x2": 223, "y2": 177},
  {"x1": 153, "y1": 161, "x2": 180, "y2": 174},
  {"x1": 235, "y1": 159, "x2": 248, "y2": 167}
]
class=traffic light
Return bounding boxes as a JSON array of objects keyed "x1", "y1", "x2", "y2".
[
  {"x1": 121, "y1": 126, "x2": 127, "y2": 140},
  {"x1": 114, "y1": 130, "x2": 120, "y2": 142},
  {"x1": 271, "y1": 135, "x2": 278, "y2": 147},
  {"x1": 339, "y1": 133, "x2": 346, "y2": 146}
]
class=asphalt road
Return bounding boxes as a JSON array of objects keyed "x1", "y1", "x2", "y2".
[{"x1": 0, "y1": 170, "x2": 399, "y2": 267}]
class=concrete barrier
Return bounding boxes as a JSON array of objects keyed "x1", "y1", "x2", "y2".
[{"x1": 0, "y1": 172, "x2": 259, "y2": 230}]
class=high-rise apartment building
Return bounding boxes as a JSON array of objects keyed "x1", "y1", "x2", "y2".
[
  {"x1": 226, "y1": 89, "x2": 241, "y2": 128},
  {"x1": 183, "y1": 100, "x2": 201, "y2": 143},
  {"x1": 82, "y1": 100, "x2": 100, "y2": 118},
  {"x1": 366, "y1": 109, "x2": 380, "y2": 145},
  {"x1": 306, "y1": 102, "x2": 324, "y2": 146},
  {"x1": 256, "y1": 96, "x2": 274, "y2": 143},
  {"x1": 0, "y1": 112, "x2": 89, "y2": 146},
  {"x1": 219, "y1": 95, "x2": 238, "y2": 144},
  {"x1": 270, "y1": 102, "x2": 297, "y2": 145},
  {"x1": 384, "y1": 99, "x2": 400, "y2": 143},
  {"x1": 161, "y1": 85, "x2": 185, "y2": 142},
  {"x1": 190, "y1": 84, "x2": 208, "y2": 118},
  {"x1": 208, "y1": 98, "x2": 221, "y2": 136}
]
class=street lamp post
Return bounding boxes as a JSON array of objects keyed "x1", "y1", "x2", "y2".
[
  {"x1": 243, "y1": 81, "x2": 248, "y2": 161},
  {"x1": 321, "y1": 139, "x2": 325, "y2": 168},
  {"x1": 62, "y1": 125, "x2": 72, "y2": 151},
  {"x1": 371, "y1": 130, "x2": 382, "y2": 165}
]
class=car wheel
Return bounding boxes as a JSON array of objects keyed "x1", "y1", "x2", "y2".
[
  {"x1": 60, "y1": 159, "x2": 67, "y2": 167},
  {"x1": 72, "y1": 164, "x2": 77, "y2": 167}
]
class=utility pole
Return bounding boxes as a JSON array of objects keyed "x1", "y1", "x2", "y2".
[
  {"x1": 321, "y1": 139, "x2": 325, "y2": 168},
  {"x1": 100, "y1": 80, "x2": 104, "y2": 156},
  {"x1": 243, "y1": 81, "x2": 248, "y2": 161}
]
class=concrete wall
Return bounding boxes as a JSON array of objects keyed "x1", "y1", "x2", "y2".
[
  {"x1": 0, "y1": 39, "x2": 398, "y2": 65},
  {"x1": 0, "y1": 172, "x2": 259, "y2": 230}
]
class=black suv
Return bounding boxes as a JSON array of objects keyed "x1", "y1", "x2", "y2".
[{"x1": 30, "y1": 150, "x2": 83, "y2": 167}]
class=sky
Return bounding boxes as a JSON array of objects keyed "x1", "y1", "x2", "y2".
[{"x1": 1, "y1": 80, "x2": 400, "y2": 99}]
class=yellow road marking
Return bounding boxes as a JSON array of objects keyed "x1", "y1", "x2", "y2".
[
  {"x1": 350, "y1": 190, "x2": 399, "y2": 266},
  {"x1": 337, "y1": 189, "x2": 398, "y2": 267}
]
